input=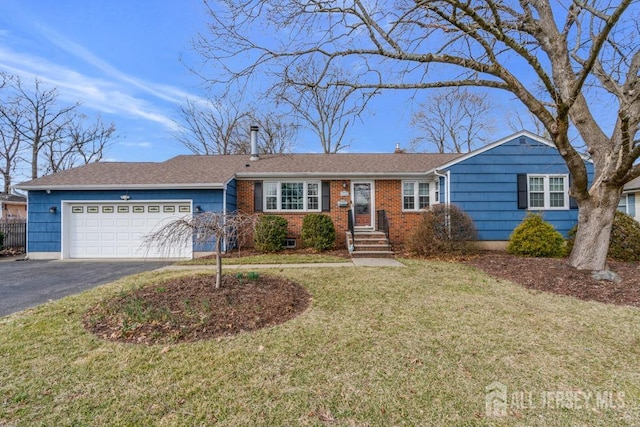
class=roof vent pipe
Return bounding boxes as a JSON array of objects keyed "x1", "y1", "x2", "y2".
[{"x1": 250, "y1": 125, "x2": 259, "y2": 161}]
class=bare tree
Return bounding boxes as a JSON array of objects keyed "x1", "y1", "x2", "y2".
[
  {"x1": 143, "y1": 212, "x2": 257, "y2": 288},
  {"x1": 41, "y1": 114, "x2": 116, "y2": 175},
  {"x1": 0, "y1": 75, "x2": 76, "y2": 180},
  {"x1": 197, "y1": 1, "x2": 640, "y2": 272},
  {"x1": 0, "y1": 75, "x2": 117, "y2": 185},
  {"x1": 506, "y1": 109, "x2": 550, "y2": 140},
  {"x1": 0, "y1": 106, "x2": 23, "y2": 193},
  {"x1": 270, "y1": 61, "x2": 368, "y2": 153},
  {"x1": 175, "y1": 97, "x2": 250, "y2": 155},
  {"x1": 176, "y1": 96, "x2": 297, "y2": 155},
  {"x1": 411, "y1": 89, "x2": 494, "y2": 153},
  {"x1": 250, "y1": 111, "x2": 298, "y2": 154}
]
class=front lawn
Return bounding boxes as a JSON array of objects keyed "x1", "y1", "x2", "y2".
[
  {"x1": 180, "y1": 251, "x2": 351, "y2": 265},
  {"x1": 1, "y1": 259, "x2": 639, "y2": 425}
]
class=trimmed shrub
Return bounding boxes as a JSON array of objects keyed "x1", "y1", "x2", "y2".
[
  {"x1": 507, "y1": 213, "x2": 565, "y2": 258},
  {"x1": 254, "y1": 215, "x2": 288, "y2": 252},
  {"x1": 567, "y1": 211, "x2": 640, "y2": 262},
  {"x1": 301, "y1": 213, "x2": 336, "y2": 251},
  {"x1": 406, "y1": 204, "x2": 478, "y2": 256}
]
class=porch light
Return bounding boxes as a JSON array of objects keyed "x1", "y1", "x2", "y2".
[
  {"x1": 49, "y1": 206, "x2": 57, "y2": 214},
  {"x1": 195, "y1": 205, "x2": 203, "y2": 213}
]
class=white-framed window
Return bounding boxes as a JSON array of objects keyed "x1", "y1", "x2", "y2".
[
  {"x1": 403, "y1": 181, "x2": 430, "y2": 211},
  {"x1": 527, "y1": 174, "x2": 569, "y2": 210},
  {"x1": 264, "y1": 181, "x2": 321, "y2": 212}
]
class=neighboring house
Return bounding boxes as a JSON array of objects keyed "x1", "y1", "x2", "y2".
[
  {"x1": 621, "y1": 177, "x2": 640, "y2": 221},
  {"x1": 16, "y1": 130, "x2": 593, "y2": 260},
  {"x1": 0, "y1": 193, "x2": 27, "y2": 220}
]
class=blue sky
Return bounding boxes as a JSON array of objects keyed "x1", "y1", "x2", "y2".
[{"x1": 0, "y1": 0, "x2": 535, "y2": 182}]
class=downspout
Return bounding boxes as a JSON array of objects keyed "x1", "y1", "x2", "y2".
[
  {"x1": 433, "y1": 169, "x2": 449, "y2": 205},
  {"x1": 434, "y1": 169, "x2": 451, "y2": 237},
  {"x1": 222, "y1": 183, "x2": 227, "y2": 252}
]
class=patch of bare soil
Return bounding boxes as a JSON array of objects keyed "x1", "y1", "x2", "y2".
[
  {"x1": 84, "y1": 274, "x2": 311, "y2": 345},
  {"x1": 465, "y1": 252, "x2": 640, "y2": 308}
]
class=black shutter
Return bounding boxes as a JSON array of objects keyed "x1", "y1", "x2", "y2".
[
  {"x1": 254, "y1": 181, "x2": 263, "y2": 212},
  {"x1": 568, "y1": 175, "x2": 578, "y2": 209},
  {"x1": 517, "y1": 174, "x2": 528, "y2": 209},
  {"x1": 322, "y1": 181, "x2": 331, "y2": 212}
]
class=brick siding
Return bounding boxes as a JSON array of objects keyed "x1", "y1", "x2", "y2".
[{"x1": 237, "y1": 179, "x2": 422, "y2": 249}]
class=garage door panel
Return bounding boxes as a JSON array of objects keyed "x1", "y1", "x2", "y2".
[{"x1": 67, "y1": 202, "x2": 192, "y2": 259}]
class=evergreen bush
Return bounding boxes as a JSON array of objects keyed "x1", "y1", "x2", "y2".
[
  {"x1": 507, "y1": 213, "x2": 565, "y2": 258},
  {"x1": 254, "y1": 215, "x2": 288, "y2": 252},
  {"x1": 301, "y1": 213, "x2": 336, "y2": 251},
  {"x1": 566, "y1": 211, "x2": 640, "y2": 262}
]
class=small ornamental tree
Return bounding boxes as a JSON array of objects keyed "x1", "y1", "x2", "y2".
[
  {"x1": 254, "y1": 215, "x2": 288, "y2": 252},
  {"x1": 301, "y1": 213, "x2": 336, "y2": 251},
  {"x1": 507, "y1": 214, "x2": 565, "y2": 258},
  {"x1": 143, "y1": 211, "x2": 257, "y2": 289}
]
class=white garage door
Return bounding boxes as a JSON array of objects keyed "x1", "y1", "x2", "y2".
[{"x1": 66, "y1": 202, "x2": 193, "y2": 259}]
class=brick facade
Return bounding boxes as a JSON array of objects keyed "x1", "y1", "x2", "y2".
[
  {"x1": 237, "y1": 179, "x2": 424, "y2": 249},
  {"x1": 374, "y1": 180, "x2": 423, "y2": 247}
]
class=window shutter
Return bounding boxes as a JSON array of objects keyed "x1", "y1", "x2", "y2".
[
  {"x1": 322, "y1": 181, "x2": 331, "y2": 212},
  {"x1": 254, "y1": 181, "x2": 263, "y2": 212},
  {"x1": 629, "y1": 193, "x2": 636, "y2": 217},
  {"x1": 568, "y1": 175, "x2": 578, "y2": 209},
  {"x1": 517, "y1": 174, "x2": 528, "y2": 209}
]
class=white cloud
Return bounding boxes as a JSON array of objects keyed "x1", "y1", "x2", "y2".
[
  {"x1": 0, "y1": 17, "x2": 202, "y2": 134},
  {"x1": 120, "y1": 141, "x2": 153, "y2": 148}
]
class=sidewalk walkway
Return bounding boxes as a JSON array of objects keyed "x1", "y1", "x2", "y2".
[{"x1": 157, "y1": 257, "x2": 404, "y2": 272}]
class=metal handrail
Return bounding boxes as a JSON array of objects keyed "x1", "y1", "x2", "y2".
[
  {"x1": 347, "y1": 209, "x2": 355, "y2": 252},
  {"x1": 376, "y1": 209, "x2": 390, "y2": 241}
]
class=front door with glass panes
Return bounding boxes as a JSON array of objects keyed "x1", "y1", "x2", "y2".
[{"x1": 353, "y1": 182, "x2": 373, "y2": 227}]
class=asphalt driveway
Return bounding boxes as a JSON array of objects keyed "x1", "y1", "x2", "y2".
[{"x1": 0, "y1": 258, "x2": 170, "y2": 317}]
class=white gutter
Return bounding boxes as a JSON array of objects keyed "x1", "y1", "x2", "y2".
[
  {"x1": 15, "y1": 183, "x2": 228, "y2": 191},
  {"x1": 433, "y1": 169, "x2": 450, "y2": 204}
]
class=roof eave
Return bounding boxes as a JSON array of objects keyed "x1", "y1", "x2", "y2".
[
  {"x1": 235, "y1": 171, "x2": 439, "y2": 179},
  {"x1": 15, "y1": 183, "x2": 227, "y2": 191}
]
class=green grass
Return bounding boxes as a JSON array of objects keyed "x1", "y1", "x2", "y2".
[
  {"x1": 1, "y1": 259, "x2": 640, "y2": 425},
  {"x1": 180, "y1": 252, "x2": 351, "y2": 265}
]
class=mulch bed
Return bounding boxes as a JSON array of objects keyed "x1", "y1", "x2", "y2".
[
  {"x1": 465, "y1": 252, "x2": 640, "y2": 308},
  {"x1": 84, "y1": 274, "x2": 311, "y2": 345}
]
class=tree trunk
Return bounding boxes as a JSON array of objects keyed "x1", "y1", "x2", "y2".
[
  {"x1": 568, "y1": 185, "x2": 621, "y2": 271},
  {"x1": 215, "y1": 238, "x2": 223, "y2": 289},
  {"x1": 2, "y1": 172, "x2": 10, "y2": 194}
]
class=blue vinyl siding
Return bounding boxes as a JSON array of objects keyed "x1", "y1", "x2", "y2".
[
  {"x1": 27, "y1": 189, "x2": 225, "y2": 254},
  {"x1": 225, "y1": 179, "x2": 237, "y2": 213},
  {"x1": 446, "y1": 135, "x2": 594, "y2": 240}
]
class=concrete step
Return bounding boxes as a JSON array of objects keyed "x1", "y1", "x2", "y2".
[
  {"x1": 350, "y1": 250, "x2": 395, "y2": 258},
  {"x1": 346, "y1": 230, "x2": 394, "y2": 258},
  {"x1": 353, "y1": 244, "x2": 392, "y2": 252}
]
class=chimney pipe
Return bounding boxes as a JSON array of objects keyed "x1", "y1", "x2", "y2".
[{"x1": 250, "y1": 125, "x2": 259, "y2": 161}]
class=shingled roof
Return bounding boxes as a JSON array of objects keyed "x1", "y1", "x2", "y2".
[
  {"x1": 0, "y1": 193, "x2": 26, "y2": 203},
  {"x1": 17, "y1": 152, "x2": 462, "y2": 190}
]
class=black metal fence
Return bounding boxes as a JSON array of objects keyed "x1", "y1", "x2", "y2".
[{"x1": 0, "y1": 221, "x2": 26, "y2": 249}]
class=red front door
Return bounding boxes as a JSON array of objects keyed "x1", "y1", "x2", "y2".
[{"x1": 353, "y1": 183, "x2": 372, "y2": 227}]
